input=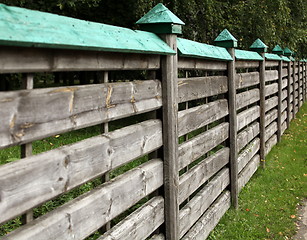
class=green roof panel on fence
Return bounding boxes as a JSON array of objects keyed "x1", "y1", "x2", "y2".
[
  {"x1": 0, "y1": 4, "x2": 175, "y2": 55},
  {"x1": 235, "y1": 49, "x2": 263, "y2": 61},
  {"x1": 272, "y1": 45, "x2": 284, "y2": 55},
  {"x1": 265, "y1": 53, "x2": 282, "y2": 61},
  {"x1": 281, "y1": 56, "x2": 290, "y2": 62},
  {"x1": 177, "y1": 38, "x2": 233, "y2": 61},
  {"x1": 249, "y1": 38, "x2": 268, "y2": 53}
]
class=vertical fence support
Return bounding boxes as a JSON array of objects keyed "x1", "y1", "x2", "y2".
[
  {"x1": 21, "y1": 73, "x2": 34, "y2": 224},
  {"x1": 305, "y1": 62, "x2": 307, "y2": 102},
  {"x1": 287, "y1": 61, "x2": 291, "y2": 128},
  {"x1": 292, "y1": 61, "x2": 296, "y2": 119},
  {"x1": 277, "y1": 60, "x2": 282, "y2": 142},
  {"x1": 227, "y1": 48, "x2": 238, "y2": 208},
  {"x1": 298, "y1": 62, "x2": 301, "y2": 108},
  {"x1": 259, "y1": 53, "x2": 266, "y2": 165}
]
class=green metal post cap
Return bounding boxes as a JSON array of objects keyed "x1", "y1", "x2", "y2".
[
  {"x1": 272, "y1": 44, "x2": 284, "y2": 55},
  {"x1": 214, "y1": 29, "x2": 238, "y2": 48},
  {"x1": 283, "y1": 47, "x2": 293, "y2": 56},
  {"x1": 136, "y1": 3, "x2": 185, "y2": 34},
  {"x1": 249, "y1": 38, "x2": 268, "y2": 53}
]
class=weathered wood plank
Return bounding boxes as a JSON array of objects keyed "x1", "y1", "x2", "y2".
[
  {"x1": 265, "y1": 61, "x2": 279, "y2": 68},
  {"x1": 259, "y1": 55, "x2": 266, "y2": 162},
  {"x1": 179, "y1": 148, "x2": 229, "y2": 204},
  {"x1": 236, "y1": 88, "x2": 260, "y2": 110},
  {"x1": 238, "y1": 154, "x2": 260, "y2": 191},
  {"x1": 0, "y1": 120, "x2": 162, "y2": 224},
  {"x1": 235, "y1": 61, "x2": 259, "y2": 69},
  {"x1": 99, "y1": 196, "x2": 164, "y2": 240},
  {"x1": 236, "y1": 72, "x2": 260, "y2": 89},
  {"x1": 265, "y1": 109, "x2": 278, "y2": 127},
  {"x1": 179, "y1": 168, "x2": 229, "y2": 238},
  {"x1": 265, "y1": 96, "x2": 278, "y2": 112},
  {"x1": 149, "y1": 234, "x2": 165, "y2": 240},
  {"x1": 282, "y1": 68, "x2": 288, "y2": 78},
  {"x1": 4, "y1": 159, "x2": 163, "y2": 240},
  {"x1": 178, "y1": 57, "x2": 227, "y2": 70},
  {"x1": 178, "y1": 76, "x2": 228, "y2": 103},
  {"x1": 181, "y1": 191, "x2": 231, "y2": 240},
  {"x1": 281, "y1": 100, "x2": 287, "y2": 113},
  {"x1": 265, "y1": 70, "x2": 278, "y2": 82},
  {"x1": 237, "y1": 106, "x2": 260, "y2": 131},
  {"x1": 178, "y1": 123, "x2": 229, "y2": 170},
  {"x1": 0, "y1": 46, "x2": 160, "y2": 73},
  {"x1": 178, "y1": 99, "x2": 228, "y2": 137},
  {"x1": 238, "y1": 138, "x2": 260, "y2": 173},
  {"x1": 281, "y1": 121, "x2": 287, "y2": 135},
  {"x1": 0, "y1": 80, "x2": 162, "y2": 149},
  {"x1": 265, "y1": 121, "x2": 277, "y2": 142},
  {"x1": 237, "y1": 122, "x2": 259, "y2": 152},
  {"x1": 282, "y1": 89, "x2": 287, "y2": 101},
  {"x1": 281, "y1": 110, "x2": 287, "y2": 124},
  {"x1": 282, "y1": 78, "x2": 288, "y2": 89},
  {"x1": 265, "y1": 83, "x2": 278, "y2": 97},
  {"x1": 265, "y1": 134, "x2": 277, "y2": 156}
]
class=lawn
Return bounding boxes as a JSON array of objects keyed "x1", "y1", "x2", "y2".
[{"x1": 208, "y1": 102, "x2": 307, "y2": 240}]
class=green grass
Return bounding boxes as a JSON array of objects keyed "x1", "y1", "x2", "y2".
[{"x1": 208, "y1": 102, "x2": 307, "y2": 240}]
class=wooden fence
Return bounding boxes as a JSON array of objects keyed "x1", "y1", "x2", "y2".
[{"x1": 0, "y1": 3, "x2": 306, "y2": 240}]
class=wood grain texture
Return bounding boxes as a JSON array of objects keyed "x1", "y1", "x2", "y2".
[
  {"x1": 265, "y1": 121, "x2": 278, "y2": 142},
  {"x1": 179, "y1": 148, "x2": 229, "y2": 204},
  {"x1": 178, "y1": 57, "x2": 227, "y2": 70},
  {"x1": 181, "y1": 191, "x2": 231, "y2": 240},
  {"x1": 281, "y1": 111, "x2": 287, "y2": 124},
  {"x1": 178, "y1": 123, "x2": 229, "y2": 170},
  {"x1": 237, "y1": 122, "x2": 260, "y2": 152},
  {"x1": 238, "y1": 138, "x2": 260, "y2": 173},
  {"x1": 179, "y1": 168, "x2": 229, "y2": 238},
  {"x1": 265, "y1": 109, "x2": 278, "y2": 127},
  {"x1": 265, "y1": 83, "x2": 278, "y2": 97},
  {"x1": 281, "y1": 100, "x2": 287, "y2": 113},
  {"x1": 235, "y1": 61, "x2": 259, "y2": 69},
  {"x1": 281, "y1": 89, "x2": 288, "y2": 101},
  {"x1": 282, "y1": 78, "x2": 288, "y2": 90},
  {"x1": 149, "y1": 234, "x2": 165, "y2": 240},
  {"x1": 98, "y1": 196, "x2": 164, "y2": 240},
  {"x1": 282, "y1": 68, "x2": 288, "y2": 78},
  {"x1": 236, "y1": 88, "x2": 260, "y2": 110},
  {"x1": 237, "y1": 106, "x2": 260, "y2": 131},
  {"x1": 235, "y1": 72, "x2": 260, "y2": 89},
  {"x1": 0, "y1": 120, "x2": 162, "y2": 224},
  {"x1": 281, "y1": 121, "x2": 287, "y2": 135},
  {"x1": 259, "y1": 54, "x2": 266, "y2": 162},
  {"x1": 265, "y1": 61, "x2": 279, "y2": 67},
  {"x1": 0, "y1": 80, "x2": 162, "y2": 149},
  {"x1": 238, "y1": 154, "x2": 260, "y2": 191},
  {"x1": 265, "y1": 134, "x2": 277, "y2": 156},
  {"x1": 178, "y1": 76, "x2": 228, "y2": 103},
  {"x1": 178, "y1": 99, "x2": 229, "y2": 137},
  {"x1": 0, "y1": 47, "x2": 160, "y2": 73},
  {"x1": 4, "y1": 159, "x2": 163, "y2": 240},
  {"x1": 265, "y1": 70, "x2": 278, "y2": 82},
  {"x1": 265, "y1": 96, "x2": 278, "y2": 112}
]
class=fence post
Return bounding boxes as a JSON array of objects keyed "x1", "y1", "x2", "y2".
[
  {"x1": 283, "y1": 47, "x2": 293, "y2": 124},
  {"x1": 250, "y1": 39, "x2": 268, "y2": 166},
  {"x1": 214, "y1": 29, "x2": 238, "y2": 209},
  {"x1": 136, "y1": 4, "x2": 184, "y2": 239}
]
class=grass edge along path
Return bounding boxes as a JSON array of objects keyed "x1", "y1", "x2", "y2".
[{"x1": 208, "y1": 102, "x2": 307, "y2": 240}]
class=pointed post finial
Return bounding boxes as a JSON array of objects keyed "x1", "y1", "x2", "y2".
[
  {"x1": 272, "y1": 45, "x2": 284, "y2": 55},
  {"x1": 136, "y1": 3, "x2": 185, "y2": 34},
  {"x1": 249, "y1": 38, "x2": 268, "y2": 53},
  {"x1": 214, "y1": 29, "x2": 238, "y2": 48},
  {"x1": 283, "y1": 47, "x2": 293, "y2": 56}
]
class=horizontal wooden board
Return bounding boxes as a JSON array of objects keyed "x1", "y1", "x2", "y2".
[
  {"x1": 178, "y1": 99, "x2": 228, "y2": 137},
  {"x1": 181, "y1": 191, "x2": 231, "y2": 240},
  {"x1": 282, "y1": 78, "x2": 288, "y2": 89},
  {"x1": 4, "y1": 159, "x2": 163, "y2": 240},
  {"x1": 0, "y1": 46, "x2": 160, "y2": 73},
  {"x1": 0, "y1": 80, "x2": 162, "y2": 149},
  {"x1": 265, "y1": 83, "x2": 278, "y2": 97},
  {"x1": 0, "y1": 120, "x2": 162, "y2": 224},
  {"x1": 236, "y1": 88, "x2": 260, "y2": 110},
  {"x1": 149, "y1": 234, "x2": 165, "y2": 240},
  {"x1": 237, "y1": 122, "x2": 259, "y2": 152},
  {"x1": 238, "y1": 155, "x2": 260, "y2": 191},
  {"x1": 179, "y1": 148, "x2": 229, "y2": 204},
  {"x1": 265, "y1": 96, "x2": 278, "y2": 112},
  {"x1": 281, "y1": 111, "x2": 287, "y2": 124},
  {"x1": 282, "y1": 68, "x2": 288, "y2": 78},
  {"x1": 265, "y1": 61, "x2": 279, "y2": 68},
  {"x1": 178, "y1": 123, "x2": 229, "y2": 170},
  {"x1": 281, "y1": 100, "x2": 287, "y2": 113},
  {"x1": 265, "y1": 121, "x2": 278, "y2": 142},
  {"x1": 236, "y1": 72, "x2": 260, "y2": 89},
  {"x1": 179, "y1": 168, "x2": 229, "y2": 238},
  {"x1": 265, "y1": 134, "x2": 277, "y2": 156},
  {"x1": 178, "y1": 76, "x2": 228, "y2": 103},
  {"x1": 265, "y1": 109, "x2": 278, "y2": 127},
  {"x1": 282, "y1": 89, "x2": 287, "y2": 100},
  {"x1": 235, "y1": 61, "x2": 259, "y2": 69},
  {"x1": 238, "y1": 138, "x2": 260, "y2": 173},
  {"x1": 237, "y1": 106, "x2": 260, "y2": 131},
  {"x1": 281, "y1": 121, "x2": 287, "y2": 135},
  {"x1": 265, "y1": 70, "x2": 278, "y2": 82},
  {"x1": 99, "y1": 196, "x2": 164, "y2": 240},
  {"x1": 178, "y1": 57, "x2": 227, "y2": 70}
]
